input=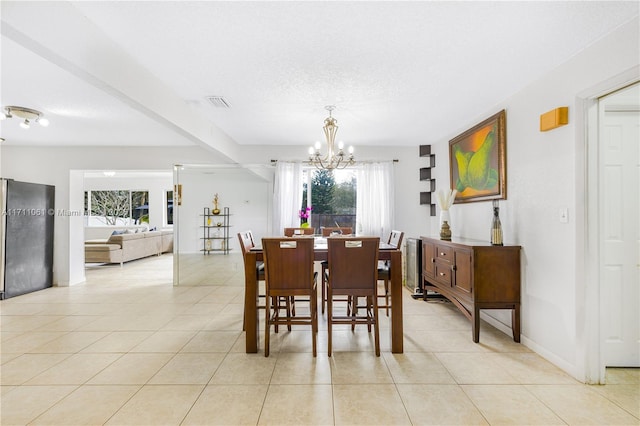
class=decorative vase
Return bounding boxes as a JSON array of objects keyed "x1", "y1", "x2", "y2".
[
  {"x1": 300, "y1": 222, "x2": 310, "y2": 228},
  {"x1": 440, "y1": 221, "x2": 452, "y2": 241},
  {"x1": 491, "y1": 200, "x2": 503, "y2": 246},
  {"x1": 440, "y1": 209, "x2": 450, "y2": 228},
  {"x1": 213, "y1": 193, "x2": 220, "y2": 215}
]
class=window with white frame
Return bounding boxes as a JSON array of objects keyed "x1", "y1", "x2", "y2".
[
  {"x1": 165, "y1": 190, "x2": 174, "y2": 225},
  {"x1": 302, "y1": 168, "x2": 357, "y2": 232},
  {"x1": 84, "y1": 190, "x2": 149, "y2": 226}
]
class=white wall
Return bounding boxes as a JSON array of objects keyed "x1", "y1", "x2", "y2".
[
  {"x1": 426, "y1": 17, "x2": 639, "y2": 379},
  {"x1": 174, "y1": 167, "x2": 271, "y2": 254}
]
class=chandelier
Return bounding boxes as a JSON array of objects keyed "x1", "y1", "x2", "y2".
[
  {"x1": 0, "y1": 106, "x2": 49, "y2": 129},
  {"x1": 308, "y1": 106, "x2": 355, "y2": 170}
]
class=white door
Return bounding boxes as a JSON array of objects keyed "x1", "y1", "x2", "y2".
[{"x1": 599, "y1": 83, "x2": 640, "y2": 367}]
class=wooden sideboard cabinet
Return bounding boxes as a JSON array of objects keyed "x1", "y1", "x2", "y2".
[{"x1": 420, "y1": 236, "x2": 521, "y2": 343}]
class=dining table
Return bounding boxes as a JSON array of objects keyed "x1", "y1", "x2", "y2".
[{"x1": 243, "y1": 237, "x2": 404, "y2": 353}]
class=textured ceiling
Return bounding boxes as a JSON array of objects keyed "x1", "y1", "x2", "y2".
[{"x1": 1, "y1": 1, "x2": 638, "y2": 160}]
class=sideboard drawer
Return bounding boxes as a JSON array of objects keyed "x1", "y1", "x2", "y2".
[
  {"x1": 435, "y1": 244, "x2": 453, "y2": 263},
  {"x1": 434, "y1": 261, "x2": 452, "y2": 286}
]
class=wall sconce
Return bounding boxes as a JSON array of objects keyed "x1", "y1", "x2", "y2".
[
  {"x1": 540, "y1": 107, "x2": 568, "y2": 131},
  {"x1": 174, "y1": 184, "x2": 182, "y2": 206}
]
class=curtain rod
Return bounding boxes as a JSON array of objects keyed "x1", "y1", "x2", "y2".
[{"x1": 270, "y1": 159, "x2": 399, "y2": 164}]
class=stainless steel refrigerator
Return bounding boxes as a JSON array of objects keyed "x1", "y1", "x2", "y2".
[{"x1": 0, "y1": 178, "x2": 55, "y2": 300}]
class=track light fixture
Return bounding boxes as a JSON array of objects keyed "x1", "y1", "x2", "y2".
[{"x1": 1, "y1": 106, "x2": 49, "y2": 129}]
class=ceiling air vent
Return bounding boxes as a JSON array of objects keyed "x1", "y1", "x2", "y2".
[{"x1": 206, "y1": 96, "x2": 231, "y2": 108}]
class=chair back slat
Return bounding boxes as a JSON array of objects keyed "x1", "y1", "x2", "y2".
[
  {"x1": 327, "y1": 237, "x2": 379, "y2": 292},
  {"x1": 237, "y1": 230, "x2": 255, "y2": 254},
  {"x1": 321, "y1": 227, "x2": 353, "y2": 237},
  {"x1": 262, "y1": 237, "x2": 315, "y2": 293},
  {"x1": 388, "y1": 230, "x2": 404, "y2": 248},
  {"x1": 284, "y1": 227, "x2": 315, "y2": 237}
]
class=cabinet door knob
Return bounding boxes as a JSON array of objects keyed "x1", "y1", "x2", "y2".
[
  {"x1": 451, "y1": 265, "x2": 457, "y2": 271},
  {"x1": 431, "y1": 258, "x2": 435, "y2": 263},
  {"x1": 439, "y1": 272, "x2": 445, "y2": 276},
  {"x1": 440, "y1": 252, "x2": 446, "y2": 256}
]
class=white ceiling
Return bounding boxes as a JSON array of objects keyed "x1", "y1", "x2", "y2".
[{"x1": 1, "y1": 1, "x2": 638, "y2": 162}]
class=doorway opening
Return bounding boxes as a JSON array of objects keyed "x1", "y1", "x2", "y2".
[
  {"x1": 584, "y1": 79, "x2": 639, "y2": 384},
  {"x1": 597, "y1": 82, "x2": 639, "y2": 370}
]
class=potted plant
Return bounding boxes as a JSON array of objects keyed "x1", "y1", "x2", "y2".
[{"x1": 299, "y1": 206, "x2": 312, "y2": 228}]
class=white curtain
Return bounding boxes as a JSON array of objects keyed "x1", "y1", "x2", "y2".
[
  {"x1": 273, "y1": 161, "x2": 303, "y2": 234},
  {"x1": 356, "y1": 161, "x2": 395, "y2": 238}
]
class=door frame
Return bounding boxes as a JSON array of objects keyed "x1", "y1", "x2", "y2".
[{"x1": 578, "y1": 66, "x2": 639, "y2": 384}]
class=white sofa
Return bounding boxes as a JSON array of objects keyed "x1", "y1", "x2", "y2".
[{"x1": 85, "y1": 230, "x2": 173, "y2": 265}]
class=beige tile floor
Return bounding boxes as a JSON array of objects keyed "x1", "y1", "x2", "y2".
[{"x1": 1, "y1": 253, "x2": 638, "y2": 425}]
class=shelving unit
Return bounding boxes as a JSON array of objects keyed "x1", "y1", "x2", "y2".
[
  {"x1": 419, "y1": 144, "x2": 437, "y2": 216},
  {"x1": 201, "y1": 206, "x2": 231, "y2": 254}
]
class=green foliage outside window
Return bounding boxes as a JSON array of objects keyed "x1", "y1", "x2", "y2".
[
  {"x1": 302, "y1": 169, "x2": 356, "y2": 230},
  {"x1": 310, "y1": 169, "x2": 335, "y2": 213}
]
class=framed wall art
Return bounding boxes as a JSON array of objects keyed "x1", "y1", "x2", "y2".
[{"x1": 449, "y1": 109, "x2": 506, "y2": 203}]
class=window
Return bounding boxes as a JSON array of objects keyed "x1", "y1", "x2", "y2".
[
  {"x1": 84, "y1": 190, "x2": 149, "y2": 226},
  {"x1": 166, "y1": 190, "x2": 174, "y2": 225},
  {"x1": 302, "y1": 168, "x2": 356, "y2": 232}
]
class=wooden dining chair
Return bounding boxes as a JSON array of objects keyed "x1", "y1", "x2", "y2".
[
  {"x1": 238, "y1": 231, "x2": 296, "y2": 333},
  {"x1": 320, "y1": 226, "x2": 353, "y2": 314},
  {"x1": 326, "y1": 236, "x2": 380, "y2": 356},
  {"x1": 262, "y1": 237, "x2": 318, "y2": 357},
  {"x1": 238, "y1": 231, "x2": 266, "y2": 331},
  {"x1": 377, "y1": 230, "x2": 404, "y2": 316},
  {"x1": 284, "y1": 227, "x2": 315, "y2": 237},
  {"x1": 238, "y1": 231, "x2": 264, "y2": 284},
  {"x1": 283, "y1": 227, "x2": 314, "y2": 313}
]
